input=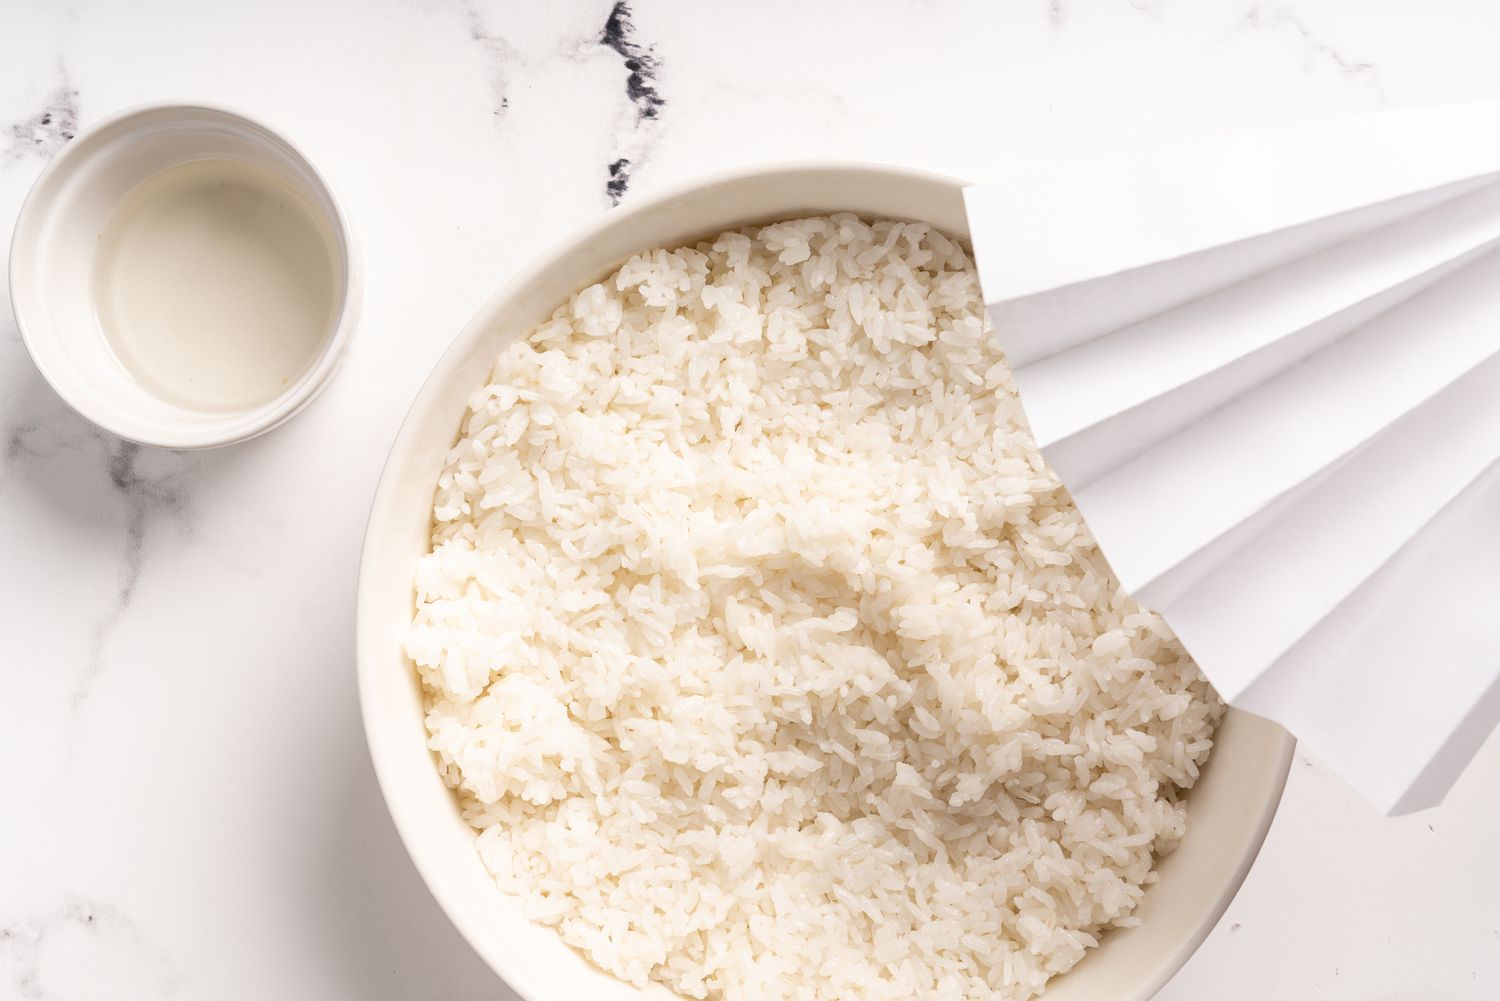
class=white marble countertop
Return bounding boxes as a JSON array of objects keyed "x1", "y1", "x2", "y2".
[{"x1": 3, "y1": 1, "x2": 1498, "y2": 998}]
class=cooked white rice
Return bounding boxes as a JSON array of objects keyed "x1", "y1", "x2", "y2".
[{"x1": 407, "y1": 215, "x2": 1222, "y2": 1001}]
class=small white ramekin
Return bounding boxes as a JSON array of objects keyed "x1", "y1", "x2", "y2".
[{"x1": 8, "y1": 102, "x2": 360, "y2": 449}]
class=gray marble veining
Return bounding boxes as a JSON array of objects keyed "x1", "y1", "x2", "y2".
[
  {"x1": 0, "y1": 898, "x2": 182, "y2": 1000},
  {"x1": 597, "y1": 1, "x2": 664, "y2": 205},
  {"x1": 460, "y1": 0, "x2": 665, "y2": 205},
  {"x1": 4, "y1": 79, "x2": 78, "y2": 166},
  {"x1": 2, "y1": 404, "x2": 199, "y2": 706},
  {"x1": 78, "y1": 439, "x2": 194, "y2": 705},
  {"x1": 1238, "y1": 3, "x2": 1386, "y2": 101},
  {"x1": 464, "y1": 1, "x2": 522, "y2": 121}
]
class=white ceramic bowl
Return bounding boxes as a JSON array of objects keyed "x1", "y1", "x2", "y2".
[
  {"x1": 357, "y1": 163, "x2": 1295, "y2": 1001},
  {"x1": 9, "y1": 103, "x2": 359, "y2": 449}
]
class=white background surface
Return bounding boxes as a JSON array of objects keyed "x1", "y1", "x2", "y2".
[{"x1": 1, "y1": 2, "x2": 1497, "y2": 998}]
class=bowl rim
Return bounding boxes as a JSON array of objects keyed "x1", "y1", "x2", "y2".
[
  {"x1": 355, "y1": 159, "x2": 1296, "y2": 1001},
  {"x1": 7, "y1": 99, "x2": 361, "y2": 450}
]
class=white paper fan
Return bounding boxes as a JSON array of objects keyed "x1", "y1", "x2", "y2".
[{"x1": 964, "y1": 100, "x2": 1500, "y2": 814}]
